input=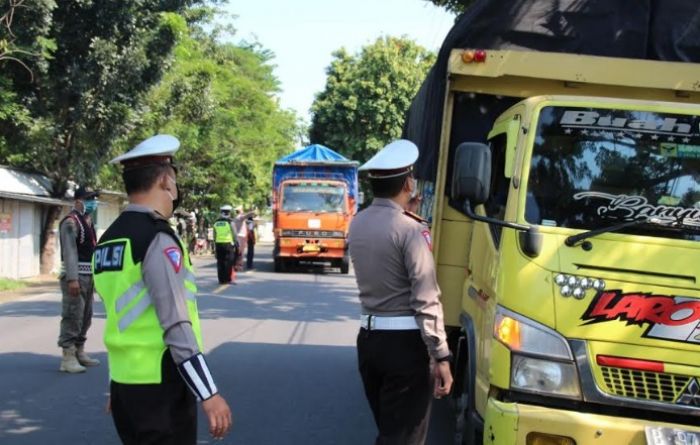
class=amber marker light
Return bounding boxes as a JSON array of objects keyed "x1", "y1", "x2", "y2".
[
  {"x1": 496, "y1": 315, "x2": 521, "y2": 350},
  {"x1": 526, "y1": 432, "x2": 576, "y2": 445},
  {"x1": 461, "y1": 49, "x2": 476, "y2": 63}
]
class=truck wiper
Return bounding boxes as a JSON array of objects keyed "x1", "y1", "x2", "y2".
[{"x1": 564, "y1": 217, "x2": 674, "y2": 247}]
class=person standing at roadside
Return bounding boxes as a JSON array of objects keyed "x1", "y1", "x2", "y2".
[
  {"x1": 348, "y1": 139, "x2": 453, "y2": 445},
  {"x1": 94, "y1": 134, "x2": 232, "y2": 443},
  {"x1": 232, "y1": 206, "x2": 256, "y2": 271},
  {"x1": 57, "y1": 186, "x2": 101, "y2": 373},
  {"x1": 245, "y1": 215, "x2": 256, "y2": 270},
  {"x1": 213, "y1": 205, "x2": 236, "y2": 284}
]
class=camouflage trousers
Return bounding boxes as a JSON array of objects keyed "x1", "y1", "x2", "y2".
[{"x1": 57, "y1": 275, "x2": 95, "y2": 349}]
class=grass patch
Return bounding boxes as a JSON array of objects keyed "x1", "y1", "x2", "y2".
[{"x1": 0, "y1": 278, "x2": 27, "y2": 292}]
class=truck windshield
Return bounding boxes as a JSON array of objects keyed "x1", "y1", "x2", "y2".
[
  {"x1": 281, "y1": 183, "x2": 346, "y2": 213},
  {"x1": 526, "y1": 106, "x2": 700, "y2": 241}
]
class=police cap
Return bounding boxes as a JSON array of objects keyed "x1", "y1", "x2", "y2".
[
  {"x1": 221, "y1": 204, "x2": 233, "y2": 211},
  {"x1": 359, "y1": 139, "x2": 419, "y2": 179},
  {"x1": 74, "y1": 185, "x2": 100, "y2": 200},
  {"x1": 110, "y1": 134, "x2": 180, "y2": 171}
]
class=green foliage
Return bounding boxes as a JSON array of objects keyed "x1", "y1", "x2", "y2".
[
  {"x1": 0, "y1": 278, "x2": 26, "y2": 292},
  {"x1": 425, "y1": 0, "x2": 474, "y2": 15},
  {"x1": 0, "y1": 0, "x2": 55, "y2": 146},
  {"x1": 100, "y1": 31, "x2": 298, "y2": 211},
  {"x1": 309, "y1": 36, "x2": 435, "y2": 165},
  {"x1": 0, "y1": 0, "x2": 204, "y2": 196}
]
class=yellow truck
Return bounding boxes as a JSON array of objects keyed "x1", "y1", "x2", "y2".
[{"x1": 427, "y1": 49, "x2": 700, "y2": 444}]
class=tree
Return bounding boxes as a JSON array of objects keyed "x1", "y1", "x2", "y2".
[
  {"x1": 309, "y1": 36, "x2": 435, "y2": 166},
  {"x1": 0, "y1": 1, "x2": 205, "y2": 272},
  {"x1": 100, "y1": 30, "x2": 298, "y2": 216},
  {"x1": 0, "y1": 0, "x2": 54, "y2": 148},
  {"x1": 425, "y1": 0, "x2": 474, "y2": 15}
]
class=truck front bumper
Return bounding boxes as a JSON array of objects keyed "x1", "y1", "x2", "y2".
[
  {"x1": 484, "y1": 398, "x2": 700, "y2": 445},
  {"x1": 277, "y1": 237, "x2": 346, "y2": 259}
]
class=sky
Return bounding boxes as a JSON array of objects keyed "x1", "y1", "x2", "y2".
[{"x1": 223, "y1": 0, "x2": 457, "y2": 121}]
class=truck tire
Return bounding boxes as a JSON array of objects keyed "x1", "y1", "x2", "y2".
[
  {"x1": 340, "y1": 255, "x2": 350, "y2": 274},
  {"x1": 453, "y1": 330, "x2": 480, "y2": 445},
  {"x1": 274, "y1": 257, "x2": 286, "y2": 273}
]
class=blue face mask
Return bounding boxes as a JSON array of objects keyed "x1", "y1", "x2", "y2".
[{"x1": 83, "y1": 200, "x2": 98, "y2": 215}]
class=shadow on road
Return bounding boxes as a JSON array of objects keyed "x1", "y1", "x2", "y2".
[{"x1": 0, "y1": 351, "x2": 117, "y2": 445}]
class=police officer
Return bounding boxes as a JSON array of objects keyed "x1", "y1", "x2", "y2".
[
  {"x1": 213, "y1": 204, "x2": 236, "y2": 284},
  {"x1": 94, "y1": 135, "x2": 232, "y2": 443},
  {"x1": 348, "y1": 139, "x2": 453, "y2": 445},
  {"x1": 57, "y1": 185, "x2": 101, "y2": 373}
]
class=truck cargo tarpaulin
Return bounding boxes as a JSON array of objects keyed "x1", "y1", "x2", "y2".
[
  {"x1": 273, "y1": 144, "x2": 359, "y2": 212},
  {"x1": 403, "y1": 0, "x2": 700, "y2": 183}
]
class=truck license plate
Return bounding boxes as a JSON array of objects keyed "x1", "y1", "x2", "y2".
[
  {"x1": 646, "y1": 427, "x2": 700, "y2": 445},
  {"x1": 302, "y1": 244, "x2": 320, "y2": 252}
]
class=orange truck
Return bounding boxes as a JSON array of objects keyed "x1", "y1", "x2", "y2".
[{"x1": 272, "y1": 144, "x2": 359, "y2": 273}]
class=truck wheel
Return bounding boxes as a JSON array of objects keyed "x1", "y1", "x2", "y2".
[
  {"x1": 453, "y1": 333, "x2": 478, "y2": 445},
  {"x1": 274, "y1": 258, "x2": 286, "y2": 273},
  {"x1": 340, "y1": 255, "x2": 350, "y2": 274}
]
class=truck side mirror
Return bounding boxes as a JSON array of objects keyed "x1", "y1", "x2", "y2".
[{"x1": 451, "y1": 142, "x2": 491, "y2": 205}]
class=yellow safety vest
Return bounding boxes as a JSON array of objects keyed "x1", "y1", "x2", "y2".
[
  {"x1": 93, "y1": 211, "x2": 203, "y2": 384},
  {"x1": 214, "y1": 219, "x2": 234, "y2": 243}
]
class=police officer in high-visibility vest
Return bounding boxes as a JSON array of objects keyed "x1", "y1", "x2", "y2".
[
  {"x1": 349, "y1": 140, "x2": 453, "y2": 445},
  {"x1": 93, "y1": 134, "x2": 232, "y2": 444},
  {"x1": 213, "y1": 205, "x2": 236, "y2": 284}
]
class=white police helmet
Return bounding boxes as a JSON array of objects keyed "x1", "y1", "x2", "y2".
[
  {"x1": 110, "y1": 135, "x2": 180, "y2": 167},
  {"x1": 359, "y1": 139, "x2": 419, "y2": 178}
]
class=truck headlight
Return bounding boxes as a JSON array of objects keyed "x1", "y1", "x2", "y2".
[
  {"x1": 511, "y1": 355, "x2": 580, "y2": 398},
  {"x1": 494, "y1": 307, "x2": 581, "y2": 399}
]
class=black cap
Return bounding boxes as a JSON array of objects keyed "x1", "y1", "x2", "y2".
[{"x1": 74, "y1": 186, "x2": 100, "y2": 200}]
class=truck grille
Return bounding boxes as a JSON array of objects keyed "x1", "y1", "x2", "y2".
[{"x1": 599, "y1": 366, "x2": 691, "y2": 402}]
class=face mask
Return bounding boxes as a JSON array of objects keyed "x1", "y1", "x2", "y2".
[
  {"x1": 165, "y1": 175, "x2": 181, "y2": 214},
  {"x1": 172, "y1": 184, "x2": 181, "y2": 212},
  {"x1": 408, "y1": 176, "x2": 418, "y2": 199},
  {"x1": 83, "y1": 200, "x2": 98, "y2": 215}
]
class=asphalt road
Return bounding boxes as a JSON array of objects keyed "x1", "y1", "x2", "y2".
[{"x1": 0, "y1": 243, "x2": 454, "y2": 444}]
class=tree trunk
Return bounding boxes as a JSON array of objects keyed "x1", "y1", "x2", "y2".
[{"x1": 39, "y1": 204, "x2": 63, "y2": 274}]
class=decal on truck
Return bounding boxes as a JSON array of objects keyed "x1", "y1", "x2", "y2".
[
  {"x1": 581, "y1": 290, "x2": 700, "y2": 344},
  {"x1": 573, "y1": 192, "x2": 700, "y2": 224},
  {"x1": 560, "y1": 110, "x2": 695, "y2": 136}
]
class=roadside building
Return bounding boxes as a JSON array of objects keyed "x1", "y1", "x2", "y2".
[
  {"x1": 0, "y1": 165, "x2": 69, "y2": 279},
  {"x1": 0, "y1": 165, "x2": 126, "y2": 279}
]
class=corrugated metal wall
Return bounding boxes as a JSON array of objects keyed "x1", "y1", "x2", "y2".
[
  {"x1": 0, "y1": 198, "x2": 41, "y2": 279},
  {"x1": 0, "y1": 195, "x2": 128, "y2": 279}
]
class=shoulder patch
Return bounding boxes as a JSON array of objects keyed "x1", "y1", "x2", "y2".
[
  {"x1": 421, "y1": 229, "x2": 433, "y2": 251},
  {"x1": 164, "y1": 246, "x2": 182, "y2": 273}
]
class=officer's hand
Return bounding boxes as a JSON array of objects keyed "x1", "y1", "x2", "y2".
[
  {"x1": 202, "y1": 394, "x2": 232, "y2": 440},
  {"x1": 105, "y1": 395, "x2": 111, "y2": 415},
  {"x1": 67, "y1": 280, "x2": 80, "y2": 297},
  {"x1": 433, "y1": 360, "x2": 453, "y2": 399}
]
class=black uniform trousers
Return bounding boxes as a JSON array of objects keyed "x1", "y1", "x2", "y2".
[
  {"x1": 246, "y1": 238, "x2": 255, "y2": 269},
  {"x1": 357, "y1": 328, "x2": 434, "y2": 445},
  {"x1": 215, "y1": 243, "x2": 235, "y2": 283},
  {"x1": 110, "y1": 352, "x2": 196, "y2": 445}
]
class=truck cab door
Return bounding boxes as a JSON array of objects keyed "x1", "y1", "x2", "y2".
[{"x1": 464, "y1": 117, "x2": 520, "y2": 411}]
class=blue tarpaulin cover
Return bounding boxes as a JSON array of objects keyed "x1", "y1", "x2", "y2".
[{"x1": 273, "y1": 145, "x2": 359, "y2": 210}]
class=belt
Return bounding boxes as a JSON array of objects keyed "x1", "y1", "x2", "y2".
[
  {"x1": 360, "y1": 314, "x2": 419, "y2": 331},
  {"x1": 61, "y1": 262, "x2": 93, "y2": 275}
]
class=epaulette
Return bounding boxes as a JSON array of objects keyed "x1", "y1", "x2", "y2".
[{"x1": 403, "y1": 210, "x2": 429, "y2": 226}]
